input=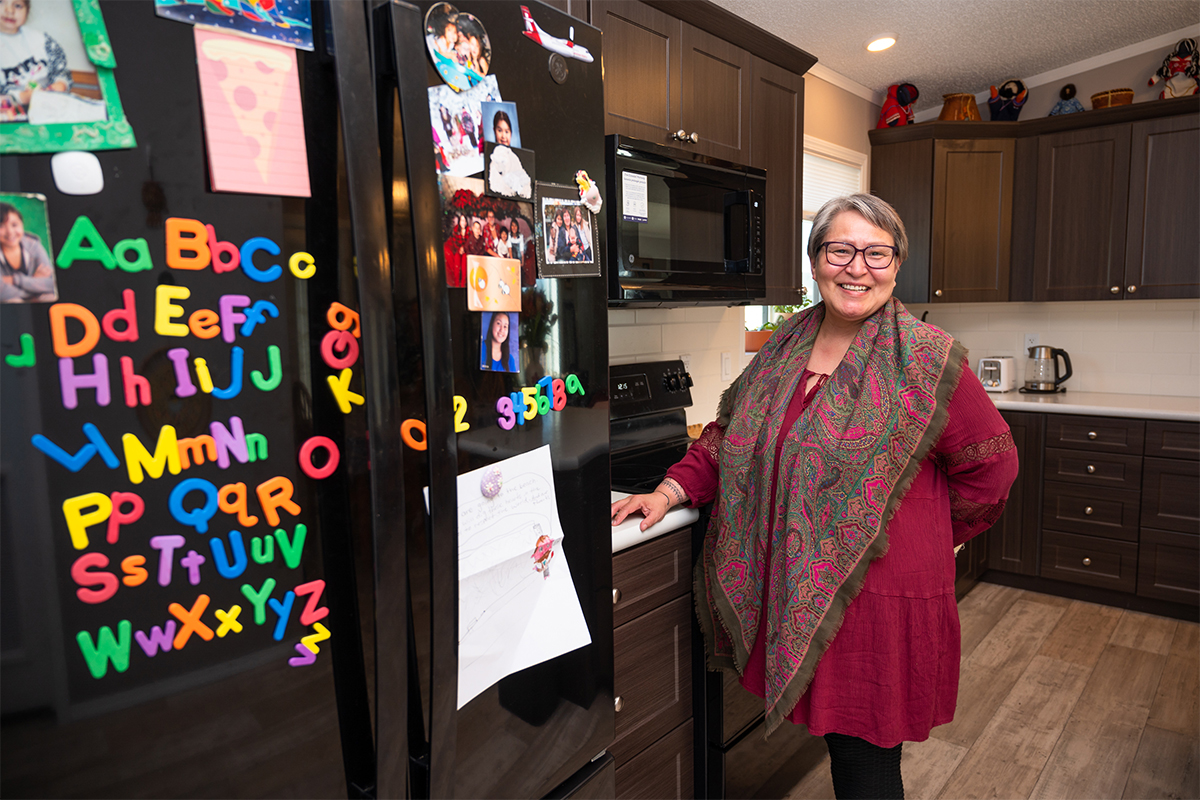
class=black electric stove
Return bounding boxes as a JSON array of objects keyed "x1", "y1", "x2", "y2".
[{"x1": 609, "y1": 359, "x2": 696, "y2": 493}]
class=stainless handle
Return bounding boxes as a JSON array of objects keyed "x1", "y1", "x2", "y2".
[
  {"x1": 934, "y1": 289, "x2": 943, "y2": 297},
  {"x1": 612, "y1": 588, "x2": 621, "y2": 605},
  {"x1": 1087, "y1": 465, "x2": 1096, "y2": 474},
  {"x1": 689, "y1": 132, "x2": 699, "y2": 143},
  {"x1": 1087, "y1": 431, "x2": 1098, "y2": 440},
  {"x1": 1127, "y1": 285, "x2": 1137, "y2": 293},
  {"x1": 797, "y1": 287, "x2": 807, "y2": 297},
  {"x1": 1084, "y1": 506, "x2": 1094, "y2": 516},
  {"x1": 614, "y1": 696, "x2": 624, "y2": 712},
  {"x1": 1111, "y1": 286, "x2": 1120, "y2": 294},
  {"x1": 1082, "y1": 557, "x2": 1092, "y2": 566},
  {"x1": 673, "y1": 130, "x2": 687, "y2": 142}
]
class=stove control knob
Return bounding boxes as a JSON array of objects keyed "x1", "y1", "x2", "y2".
[
  {"x1": 683, "y1": 372, "x2": 694, "y2": 388},
  {"x1": 668, "y1": 375, "x2": 681, "y2": 391}
]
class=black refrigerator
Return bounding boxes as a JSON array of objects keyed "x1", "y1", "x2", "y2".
[{"x1": 0, "y1": 1, "x2": 614, "y2": 797}]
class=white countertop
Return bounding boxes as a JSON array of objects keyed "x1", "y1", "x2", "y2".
[
  {"x1": 986, "y1": 390, "x2": 1199, "y2": 422},
  {"x1": 610, "y1": 491, "x2": 700, "y2": 554}
]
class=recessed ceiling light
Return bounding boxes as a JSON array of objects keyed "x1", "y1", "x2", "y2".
[{"x1": 866, "y1": 34, "x2": 896, "y2": 52}]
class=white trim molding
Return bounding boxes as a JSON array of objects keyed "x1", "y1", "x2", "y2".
[{"x1": 808, "y1": 61, "x2": 886, "y2": 106}]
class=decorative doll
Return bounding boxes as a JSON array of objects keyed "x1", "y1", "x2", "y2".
[
  {"x1": 876, "y1": 83, "x2": 919, "y2": 128},
  {"x1": 1049, "y1": 84, "x2": 1085, "y2": 116},
  {"x1": 1148, "y1": 38, "x2": 1199, "y2": 99},
  {"x1": 987, "y1": 79, "x2": 1028, "y2": 121}
]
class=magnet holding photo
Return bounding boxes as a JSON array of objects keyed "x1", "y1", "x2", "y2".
[
  {"x1": 480, "y1": 465, "x2": 503, "y2": 498},
  {"x1": 548, "y1": 53, "x2": 568, "y2": 84},
  {"x1": 5, "y1": 333, "x2": 36, "y2": 368},
  {"x1": 51, "y1": 152, "x2": 105, "y2": 196}
]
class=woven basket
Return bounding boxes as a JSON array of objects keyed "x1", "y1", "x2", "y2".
[{"x1": 1090, "y1": 88, "x2": 1134, "y2": 109}]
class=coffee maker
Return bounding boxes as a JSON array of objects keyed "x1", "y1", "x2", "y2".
[{"x1": 1021, "y1": 346, "x2": 1072, "y2": 393}]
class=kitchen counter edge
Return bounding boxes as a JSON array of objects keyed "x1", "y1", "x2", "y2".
[
  {"x1": 987, "y1": 390, "x2": 1200, "y2": 422},
  {"x1": 610, "y1": 491, "x2": 700, "y2": 554}
]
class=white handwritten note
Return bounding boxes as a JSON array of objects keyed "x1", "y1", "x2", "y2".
[{"x1": 429, "y1": 445, "x2": 592, "y2": 709}]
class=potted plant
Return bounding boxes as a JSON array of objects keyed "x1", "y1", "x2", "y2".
[{"x1": 744, "y1": 301, "x2": 809, "y2": 352}]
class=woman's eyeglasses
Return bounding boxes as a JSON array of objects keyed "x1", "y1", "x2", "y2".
[{"x1": 820, "y1": 242, "x2": 897, "y2": 269}]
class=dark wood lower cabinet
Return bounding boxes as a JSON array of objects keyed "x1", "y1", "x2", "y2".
[
  {"x1": 612, "y1": 528, "x2": 694, "y2": 800},
  {"x1": 988, "y1": 410, "x2": 1043, "y2": 575},
  {"x1": 1040, "y1": 529, "x2": 1138, "y2": 593},
  {"x1": 1136, "y1": 528, "x2": 1200, "y2": 605}
]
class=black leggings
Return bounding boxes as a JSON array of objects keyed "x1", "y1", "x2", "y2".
[{"x1": 824, "y1": 733, "x2": 904, "y2": 799}]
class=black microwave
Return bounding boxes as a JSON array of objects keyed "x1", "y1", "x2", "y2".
[{"x1": 605, "y1": 135, "x2": 766, "y2": 306}]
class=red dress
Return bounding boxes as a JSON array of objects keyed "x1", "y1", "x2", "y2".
[{"x1": 669, "y1": 365, "x2": 1017, "y2": 747}]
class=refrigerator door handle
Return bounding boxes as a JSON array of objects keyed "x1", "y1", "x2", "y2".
[
  {"x1": 329, "y1": 2, "x2": 412, "y2": 796},
  {"x1": 379, "y1": 3, "x2": 462, "y2": 798}
]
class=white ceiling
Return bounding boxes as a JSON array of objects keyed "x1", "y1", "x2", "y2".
[{"x1": 709, "y1": 0, "x2": 1199, "y2": 112}]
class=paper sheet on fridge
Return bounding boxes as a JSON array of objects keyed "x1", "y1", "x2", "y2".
[
  {"x1": 427, "y1": 445, "x2": 592, "y2": 709},
  {"x1": 27, "y1": 89, "x2": 107, "y2": 125},
  {"x1": 194, "y1": 28, "x2": 311, "y2": 197}
]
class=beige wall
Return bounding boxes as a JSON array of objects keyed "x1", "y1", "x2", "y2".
[
  {"x1": 1022, "y1": 48, "x2": 1192, "y2": 118},
  {"x1": 803, "y1": 76, "x2": 879, "y2": 159}
]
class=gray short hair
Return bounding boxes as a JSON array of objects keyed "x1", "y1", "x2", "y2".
[{"x1": 807, "y1": 193, "x2": 909, "y2": 266}]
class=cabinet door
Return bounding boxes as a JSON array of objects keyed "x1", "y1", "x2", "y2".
[
  {"x1": 750, "y1": 56, "x2": 805, "y2": 305},
  {"x1": 1032, "y1": 124, "x2": 1131, "y2": 301},
  {"x1": 593, "y1": 1, "x2": 682, "y2": 143},
  {"x1": 1141, "y1": 456, "x2": 1200, "y2": 534},
  {"x1": 930, "y1": 139, "x2": 1014, "y2": 302},
  {"x1": 988, "y1": 410, "x2": 1044, "y2": 575},
  {"x1": 1137, "y1": 528, "x2": 1199, "y2": 605},
  {"x1": 680, "y1": 22, "x2": 751, "y2": 162},
  {"x1": 1124, "y1": 114, "x2": 1200, "y2": 299},
  {"x1": 871, "y1": 139, "x2": 933, "y2": 304},
  {"x1": 539, "y1": 0, "x2": 590, "y2": 21}
]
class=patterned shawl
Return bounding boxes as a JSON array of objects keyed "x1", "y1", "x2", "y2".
[{"x1": 694, "y1": 297, "x2": 965, "y2": 734}]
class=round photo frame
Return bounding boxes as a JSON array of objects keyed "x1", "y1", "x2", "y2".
[{"x1": 423, "y1": 2, "x2": 492, "y2": 93}]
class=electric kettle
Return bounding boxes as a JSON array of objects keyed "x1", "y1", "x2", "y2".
[{"x1": 1021, "y1": 346, "x2": 1072, "y2": 393}]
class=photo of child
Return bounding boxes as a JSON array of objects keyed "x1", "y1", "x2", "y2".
[
  {"x1": 1, "y1": 0, "x2": 106, "y2": 124},
  {"x1": 481, "y1": 101, "x2": 520, "y2": 148},
  {"x1": 0, "y1": 192, "x2": 58, "y2": 303},
  {"x1": 423, "y1": 2, "x2": 491, "y2": 93},
  {"x1": 480, "y1": 311, "x2": 519, "y2": 373},
  {"x1": 427, "y1": 75, "x2": 499, "y2": 177}
]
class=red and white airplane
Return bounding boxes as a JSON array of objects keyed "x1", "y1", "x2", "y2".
[{"x1": 520, "y1": 6, "x2": 594, "y2": 63}]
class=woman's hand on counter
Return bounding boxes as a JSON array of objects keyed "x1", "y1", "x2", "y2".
[{"x1": 611, "y1": 492, "x2": 671, "y2": 532}]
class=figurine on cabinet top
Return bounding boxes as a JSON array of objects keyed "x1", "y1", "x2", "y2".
[
  {"x1": 1048, "y1": 83, "x2": 1085, "y2": 116},
  {"x1": 1148, "y1": 37, "x2": 1199, "y2": 99},
  {"x1": 987, "y1": 79, "x2": 1028, "y2": 120},
  {"x1": 876, "y1": 83, "x2": 919, "y2": 128}
]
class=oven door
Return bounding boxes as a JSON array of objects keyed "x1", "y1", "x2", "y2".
[{"x1": 608, "y1": 136, "x2": 765, "y2": 305}]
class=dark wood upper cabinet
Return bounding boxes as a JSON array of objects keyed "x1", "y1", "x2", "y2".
[
  {"x1": 593, "y1": 1, "x2": 683, "y2": 144},
  {"x1": 539, "y1": 0, "x2": 590, "y2": 21},
  {"x1": 678, "y1": 23, "x2": 751, "y2": 162},
  {"x1": 750, "y1": 55, "x2": 805, "y2": 305},
  {"x1": 871, "y1": 139, "x2": 933, "y2": 304},
  {"x1": 1124, "y1": 114, "x2": 1200, "y2": 299},
  {"x1": 931, "y1": 138, "x2": 1014, "y2": 303},
  {"x1": 1032, "y1": 124, "x2": 1131, "y2": 301}
]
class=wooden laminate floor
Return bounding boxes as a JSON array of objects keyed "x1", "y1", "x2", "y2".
[{"x1": 783, "y1": 582, "x2": 1200, "y2": 800}]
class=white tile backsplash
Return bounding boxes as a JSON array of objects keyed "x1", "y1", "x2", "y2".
[
  {"x1": 908, "y1": 298, "x2": 1200, "y2": 398},
  {"x1": 609, "y1": 299, "x2": 1200, "y2": 427}
]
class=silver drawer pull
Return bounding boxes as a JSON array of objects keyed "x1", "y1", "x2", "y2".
[
  {"x1": 612, "y1": 588, "x2": 621, "y2": 605},
  {"x1": 1087, "y1": 431, "x2": 1098, "y2": 440},
  {"x1": 1084, "y1": 506, "x2": 1094, "y2": 515},
  {"x1": 1086, "y1": 465, "x2": 1096, "y2": 474},
  {"x1": 1110, "y1": 286, "x2": 1120, "y2": 294},
  {"x1": 1082, "y1": 557, "x2": 1092, "y2": 566},
  {"x1": 614, "y1": 696, "x2": 624, "y2": 712}
]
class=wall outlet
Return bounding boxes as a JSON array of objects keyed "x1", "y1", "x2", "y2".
[
  {"x1": 1023, "y1": 333, "x2": 1039, "y2": 352},
  {"x1": 721, "y1": 351, "x2": 732, "y2": 381},
  {"x1": 679, "y1": 353, "x2": 691, "y2": 372}
]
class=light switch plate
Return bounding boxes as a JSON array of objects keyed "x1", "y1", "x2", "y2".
[{"x1": 721, "y1": 351, "x2": 732, "y2": 381}]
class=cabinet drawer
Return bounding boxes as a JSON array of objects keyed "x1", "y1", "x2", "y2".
[
  {"x1": 615, "y1": 719, "x2": 694, "y2": 800},
  {"x1": 1044, "y1": 447, "x2": 1142, "y2": 490},
  {"x1": 1041, "y1": 529, "x2": 1138, "y2": 593},
  {"x1": 613, "y1": 528, "x2": 692, "y2": 627},
  {"x1": 1042, "y1": 481, "x2": 1141, "y2": 541},
  {"x1": 1145, "y1": 420, "x2": 1200, "y2": 461},
  {"x1": 612, "y1": 594, "x2": 693, "y2": 766},
  {"x1": 1137, "y1": 527, "x2": 1199, "y2": 605},
  {"x1": 1141, "y1": 457, "x2": 1200, "y2": 533},
  {"x1": 1045, "y1": 415, "x2": 1145, "y2": 455}
]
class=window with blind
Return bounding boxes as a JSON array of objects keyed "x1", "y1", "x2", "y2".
[{"x1": 745, "y1": 137, "x2": 868, "y2": 332}]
